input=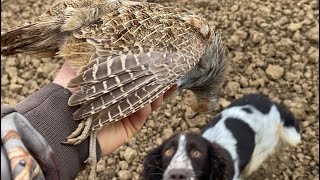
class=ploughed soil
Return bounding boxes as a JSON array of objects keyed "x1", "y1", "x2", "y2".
[{"x1": 1, "y1": 0, "x2": 319, "y2": 179}]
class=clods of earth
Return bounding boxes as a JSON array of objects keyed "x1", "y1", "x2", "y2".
[{"x1": 1, "y1": 0, "x2": 319, "y2": 179}]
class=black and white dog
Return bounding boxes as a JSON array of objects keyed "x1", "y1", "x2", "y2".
[{"x1": 142, "y1": 94, "x2": 301, "y2": 180}]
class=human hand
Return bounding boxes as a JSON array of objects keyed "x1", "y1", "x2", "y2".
[{"x1": 53, "y1": 62, "x2": 176, "y2": 156}]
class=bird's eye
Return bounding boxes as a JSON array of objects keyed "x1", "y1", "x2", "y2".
[
  {"x1": 190, "y1": 150, "x2": 202, "y2": 158},
  {"x1": 164, "y1": 148, "x2": 175, "y2": 157}
]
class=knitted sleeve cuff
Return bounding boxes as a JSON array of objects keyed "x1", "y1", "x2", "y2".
[{"x1": 13, "y1": 83, "x2": 101, "y2": 179}]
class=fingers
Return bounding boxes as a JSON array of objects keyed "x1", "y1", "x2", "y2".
[
  {"x1": 150, "y1": 95, "x2": 164, "y2": 111},
  {"x1": 125, "y1": 103, "x2": 152, "y2": 134},
  {"x1": 163, "y1": 85, "x2": 177, "y2": 100},
  {"x1": 97, "y1": 105, "x2": 152, "y2": 156}
]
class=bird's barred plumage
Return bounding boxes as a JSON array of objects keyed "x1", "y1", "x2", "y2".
[
  {"x1": 59, "y1": 1, "x2": 210, "y2": 130},
  {"x1": 1, "y1": 0, "x2": 228, "y2": 178}
]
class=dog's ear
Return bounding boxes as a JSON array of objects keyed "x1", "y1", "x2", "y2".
[
  {"x1": 142, "y1": 144, "x2": 164, "y2": 180},
  {"x1": 208, "y1": 144, "x2": 229, "y2": 180}
]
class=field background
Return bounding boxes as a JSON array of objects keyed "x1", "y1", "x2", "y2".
[{"x1": 1, "y1": 0, "x2": 319, "y2": 179}]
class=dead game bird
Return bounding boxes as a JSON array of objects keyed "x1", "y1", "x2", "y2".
[{"x1": 1, "y1": 0, "x2": 228, "y2": 178}]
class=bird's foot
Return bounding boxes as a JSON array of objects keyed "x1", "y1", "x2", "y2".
[{"x1": 62, "y1": 117, "x2": 93, "y2": 145}]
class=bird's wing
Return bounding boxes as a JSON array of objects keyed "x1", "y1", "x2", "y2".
[{"x1": 67, "y1": 41, "x2": 190, "y2": 124}]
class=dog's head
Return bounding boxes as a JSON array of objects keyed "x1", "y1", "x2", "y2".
[{"x1": 142, "y1": 133, "x2": 229, "y2": 180}]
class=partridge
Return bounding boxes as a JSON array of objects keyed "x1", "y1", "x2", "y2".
[{"x1": 1, "y1": 0, "x2": 228, "y2": 178}]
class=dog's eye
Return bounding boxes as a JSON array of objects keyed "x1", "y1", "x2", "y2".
[
  {"x1": 164, "y1": 148, "x2": 175, "y2": 157},
  {"x1": 190, "y1": 150, "x2": 202, "y2": 158}
]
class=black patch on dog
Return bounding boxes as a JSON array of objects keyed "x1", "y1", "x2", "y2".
[
  {"x1": 275, "y1": 103, "x2": 300, "y2": 132},
  {"x1": 228, "y1": 94, "x2": 273, "y2": 114},
  {"x1": 225, "y1": 118, "x2": 255, "y2": 172},
  {"x1": 142, "y1": 135, "x2": 178, "y2": 180},
  {"x1": 241, "y1": 107, "x2": 253, "y2": 114}
]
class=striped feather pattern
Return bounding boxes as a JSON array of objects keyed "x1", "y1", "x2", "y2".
[
  {"x1": 69, "y1": 70, "x2": 151, "y2": 105},
  {"x1": 72, "y1": 75, "x2": 156, "y2": 120},
  {"x1": 67, "y1": 51, "x2": 164, "y2": 87},
  {"x1": 91, "y1": 81, "x2": 174, "y2": 130}
]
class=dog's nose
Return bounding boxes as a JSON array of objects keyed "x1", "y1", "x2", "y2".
[{"x1": 167, "y1": 168, "x2": 194, "y2": 180}]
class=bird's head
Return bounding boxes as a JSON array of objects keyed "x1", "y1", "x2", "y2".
[{"x1": 178, "y1": 32, "x2": 228, "y2": 118}]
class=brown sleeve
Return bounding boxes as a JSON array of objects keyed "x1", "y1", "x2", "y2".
[{"x1": 11, "y1": 83, "x2": 101, "y2": 179}]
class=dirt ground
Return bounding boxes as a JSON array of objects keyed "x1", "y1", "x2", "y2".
[{"x1": 1, "y1": 0, "x2": 319, "y2": 179}]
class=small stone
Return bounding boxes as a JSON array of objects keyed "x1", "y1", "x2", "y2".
[
  {"x1": 6, "y1": 66, "x2": 18, "y2": 79},
  {"x1": 308, "y1": 47, "x2": 319, "y2": 64},
  {"x1": 302, "y1": 120, "x2": 310, "y2": 127},
  {"x1": 219, "y1": 98, "x2": 231, "y2": 109},
  {"x1": 119, "y1": 161, "x2": 129, "y2": 170},
  {"x1": 276, "y1": 38, "x2": 294, "y2": 53},
  {"x1": 291, "y1": 62, "x2": 305, "y2": 70},
  {"x1": 232, "y1": 52, "x2": 244, "y2": 62},
  {"x1": 230, "y1": 5, "x2": 239, "y2": 12},
  {"x1": 1, "y1": 74, "x2": 9, "y2": 85},
  {"x1": 230, "y1": 35, "x2": 240, "y2": 46},
  {"x1": 146, "y1": 120, "x2": 155, "y2": 128},
  {"x1": 234, "y1": 29, "x2": 248, "y2": 40},
  {"x1": 251, "y1": 30, "x2": 265, "y2": 44},
  {"x1": 226, "y1": 81, "x2": 240, "y2": 92},
  {"x1": 240, "y1": 76, "x2": 248, "y2": 87},
  {"x1": 308, "y1": 25, "x2": 319, "y2": 44},
  {"x1": 287, "y1": 23, "x2": 302, "y2": 31},
  {"x1": 171, "y1": 115, "x2": 181, "y2": 127},
  {"x1": 186, "y1": 115, "x2": 207, "y2": 128},
  {"x1": 123, "y1": 147, "x2": 137, "y2": 162},
  {"x1": 164, "y1": 110, "x2": 171, "y2": 117},
  {"x1": 163, "y1": 128, "x2": 174, "y2": 140},
  {"x1": 189, "y1": 128, "x2": 201, "y2": 133},
  {"x1": 266, "y1": 64, "x2": 284, "y2": 80},
  {"x1": 118, "y1": 170, "x2": 132, "y2": 180},
  {"x1": 10, "y1": 84, "x2": 23, "y2": 93},
  {"x1": 293, "y1": 85, "x2": 302, "y2": 93},
  {"x1": 97, "y1": 160, "x2": 106, "y2": 172},
  {"x1": 277, "y1": 17, "x2": 289, "y2": 25},
  {"x1": 284, "y1": 72, "x2": 298, "y2": 82},
  {"x1": 137, "y1": 164, "x2": 144, "y2": 173},
  {"x1": 31, "y1": 59, "x2": 41, "y2": 67},
  {"x1": 297, "y1": 153, "x2": 304, "y2": 161},
  {"x1": 292, "y1": 30, "x2": 302, "y2": 41},
  {"x1": 106, "y1": 158, "x2": 114, "y2": 166},
  {"x1": 156, "y1": 138, "x2": 163, "y2": 145}
]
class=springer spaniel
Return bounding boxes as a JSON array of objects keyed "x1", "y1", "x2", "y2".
[{"x1": 142, "y1": 94, "x2": 301, "y2": 180}]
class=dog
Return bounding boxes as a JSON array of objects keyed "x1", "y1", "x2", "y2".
[{"x1": 142, "y1": 93, "x2": 301, "y2": 180}]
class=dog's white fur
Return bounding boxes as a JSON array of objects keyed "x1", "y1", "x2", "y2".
[
  {"x1": 202, "y1": 104, "x2": 301, "y2": 180},
  {"x1": 163, "y1": 135, "x2": 195, "y2": 179}
]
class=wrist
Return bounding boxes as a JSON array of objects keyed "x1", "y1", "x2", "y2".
[{"x1": 53, "y1": 62, "x2": 78, "y2": 93}]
